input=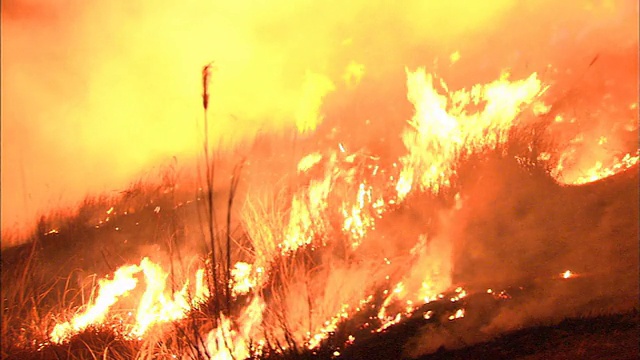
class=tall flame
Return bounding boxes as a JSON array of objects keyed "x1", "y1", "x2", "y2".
[
  {"x1": 397, "y1": 69, "x2": 547, "y2": 200},
  {"x1": 44, "y1": 62, "x2": 638, "y2": 356},
  {"x1": 50, "y1": 258, "x2": 208, "y2": 343}
]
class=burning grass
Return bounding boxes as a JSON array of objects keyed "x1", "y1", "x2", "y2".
[{"x1": 2, "y1": 63, "x2": 638, "y2": 359}]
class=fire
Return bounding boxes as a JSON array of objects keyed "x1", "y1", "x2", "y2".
[
  {"x1": 297, "y1": 152, "x2": 323, "y2": 173},
  {"x1": 50, "y1": 258, "x2": 208, "y2": 344},
  {"x1": 41, "y1": 61, "x2": 638, "y2": 358},
  {"x1": 550, "y1": 150, "x2": 639, "y2": 185},
  {"x1": 282, "y1": 173, "x2": 332, "y2": 253},
  {"x1": 448, "y1": 309, "x2": 465, "y2": 321},
  {"x1": 206, "y1": 297, "x2": 265, "y2": 360},
  {"x1": 295, "y1": 72, "x2": 335, "y2": 134},
  {"x1": 569, "y1": 152, "x2": 639, "y2": 185},
  {"x1": 343, "y1": 61, "x2": 366, "y2": 88},
  {"x1": 341, "y1": 182, "x2": 378, "y2": 249},
  {"x1": 243, "y1": 67, "x2": 548, "y2": 349},
  {"x1": 546, "y1": 111, "x2": 638, "y2": 186},
  {"x1": 231, "y1": 262, "x2": 258, "y2": 296},
  {"x1": 396, "y1": 69, "x2": 547, "y2": 200},
  {"x1": 307, "y1": 303, "x2": 353, "y2": 349},
  {"x1": 132, "y1": 258, "x2": 208, "y2": 337},
  {"x1": 50, "y1": 263, "x2": 140, "y2": 343}
]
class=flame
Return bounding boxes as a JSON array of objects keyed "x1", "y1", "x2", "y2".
[
  {"x1": 50, "y1": 258, "x2": 208, "y2": 343},
  {"x1": 295, "y1": 72, "x2": 335, "y2": 134},
  {"x1": 231, "y1": 262, "x2": 257, "y2": 296},
  {"x1": 545, "y1": 105, "x2": 638, "y2": 185},
  {"x1": 550, "y1": 149, "x2": 639, "y2": 185},
  {"x1": 396, "y1": 68, "x2": 547, "y2": 200},
  {"x1": 448, "y1": 308, "x2": 465, "y2": 321},
  {"x1": 568, "y1": 152, "x2": 639, "y2": 185},
  {"x1": 61, "y1": 68, "x2": 543, "y2": 347},
  {"x1": 297, "y1": 152, "x2": 323, "y2": 173},
  {"x1": 206, "y1": 297, "x2": 265, "y2": 360},
  {"x1": 282, "y1": 174, "x2": 333, "y2": 253},
  {"x1": 343, "y1": 61, "x2": 366, "y2": 88},
  {"x1": 44, "y1": 63, "x2": 638, "y2": 356},
  {"x1": 307, "y1": 302, "x2": 353, "y2": 349},
  {"x1": 263, "y1": 68, "x2": 547, "y2": 348},
  {"x1": 449, "y1": 51, "x2": 461, "y2": 64},
  {"x1": 132, "y1": 258, "x2": 208, "y2": 337},
  {"x1": 341, "y1": 182, "x2": 378, "y2": 249},
  {"x1": 50, "y1": 263, "x2": 140, "y2": 343}
]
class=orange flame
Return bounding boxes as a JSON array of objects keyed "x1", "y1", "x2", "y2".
[
  {"x1": 50, "y1": 258, "x2": 208, "y2": 343},
  {"x1": 50, "y1": 263, "x2": 140, "y2": 343},
  {"x1": 397, "y1": 69, "x2": 547, "y2": 200},
  {"x1": 567, "y1": 152, "x2": 639, "y2": 185},
  {"x1": 47, "y1": 65, "x2": 637, "y2": 356}
]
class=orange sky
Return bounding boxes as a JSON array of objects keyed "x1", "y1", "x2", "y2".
[{"x1": 1, "y1": 0, "x2": 637, "y2": 240}]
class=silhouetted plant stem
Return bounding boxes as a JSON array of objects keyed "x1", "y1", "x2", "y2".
[{"x1": 202, "y1": 62, "x2": 220, "y2": 324}]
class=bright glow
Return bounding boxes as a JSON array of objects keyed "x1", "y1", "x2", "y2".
[{"x1": 50, "y1": 258, "x2": 208, "y2": 343}]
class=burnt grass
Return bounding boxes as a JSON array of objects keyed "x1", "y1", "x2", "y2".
[
  {"x1": 4, "y1": 300, "x2": 638, "y2": 360},
  {"x1": 278, "y1": 279, "x2": 639, "y2": 360},
  {"x1": 315, "y1": 311, "x2": 637, "y2": 360},
  {"x1": 348, "y1": 310, "x2": 639, "y2": 360},
  {"x1": 2, "y1": 161, "x2": 638, "y2": 359}
]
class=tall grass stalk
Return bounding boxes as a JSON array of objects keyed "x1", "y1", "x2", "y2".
[
  {"x1": 225, "y1": 161, "x2": 244, "y2": 313},
  {"x1": 201, "y1": 62, "x2": 221, "y2": 323}
]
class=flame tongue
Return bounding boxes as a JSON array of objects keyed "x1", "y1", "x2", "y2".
[
  {"x1": 397, "y1": 69, "x2": 546, "y2": 200},
  {"x1": 48, "y1": 68, "x2": 550, "y2": 349},
  {"x1": 50, "y1": 257, "x2": 208, "y2": 344},
  {"x1": 559, "y1": 151, "x2": 639, "y2": 185},
  {"x1": 44, "y1": 62, "x2": 638, "y2": 355}
]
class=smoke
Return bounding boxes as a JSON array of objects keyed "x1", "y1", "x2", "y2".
[
  {"x1": 402, "y1": 155, "x2": 638, "y2": 358},
  {"x1": 0, "y1": 0, "x2": 636, "y2": 249},
  {"x1": 1, "y1": 2, "x2": 637, "y2": 357},
  {"x1": 1, "y1": 0, "x2": 636, "y2": 312}
]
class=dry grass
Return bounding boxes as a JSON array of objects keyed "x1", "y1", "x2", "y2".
[{"x1": 1, "y1": 116, "x2": 636, "y2": 359}]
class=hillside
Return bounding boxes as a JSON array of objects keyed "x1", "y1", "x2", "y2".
[{"x1": 2, "y1": 157, "x2": 637, "y2": 359}]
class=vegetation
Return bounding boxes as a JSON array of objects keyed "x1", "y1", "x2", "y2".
[{"x1": 2, "y1": 65, "x2": 637, "y2": 360}]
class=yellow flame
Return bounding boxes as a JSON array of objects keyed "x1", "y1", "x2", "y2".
[
  {"x1": 341, "y1": 182, "x2": 377, "y2": 248},
  {"x1": 282, "y1": 154, "x2": 335, "y2": 253},
  {"x1": 48, "y1": 67, "x2": 563, "y2": 353},
  {"x1": 297, "y1": 152, "x2": 323, "y2": 173},
  {"x1": 50, "y1": 258, "x2": 208, "y2": 343},
  {"x1": 50, "y1": 263, "x2": 140, "y2": 343},
  {"x1": 571, "y1": 152, "x2": 639, "y2": 185},
  {"x1": 343, "y1": 61, "x2": 365, "y2": 88},
  {"x1": 295, "y1": 71, "x2": 335, "y2": 134},
  {"x1": 206, "y1": 297, "x2": 265, "y2": 360},
  {"x1": 397, "y1": 68, "x2": 546, "y2": 200},
  {"x1": 449, "y1": 51, "x2": 461, "y2": 64},
  {"x1": 448, "y1": 308, "x2": 465, "y2": 320},
  {"x1": 231, "y1": 262, "x2": 256, "y2": 296}
]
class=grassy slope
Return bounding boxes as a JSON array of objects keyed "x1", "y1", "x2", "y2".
[
  {"x1": 415, "y1": 311, "x2": 639, "y2": 360},
  {"x1": 333, "y1": 311, "x2": 638, "y2": 360},
  {"x1": 339, "y1": 164, "x2": 639, "y2": 360},
  {"x1": 1, "y1": 162, "x2": 638, "y2": 359}
]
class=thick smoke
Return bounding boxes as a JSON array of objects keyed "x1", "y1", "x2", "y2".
[
  {"x1": 3, "y1": 0, "x2": 635, "y2": 241},
  {"x1": 1, "y1": 1, "x2": 637, "y2": 356},
  {"x1": 403, "y1": 157, "x2": 638, "y2": 357}
]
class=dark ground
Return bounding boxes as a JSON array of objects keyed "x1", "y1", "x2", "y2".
[{"x1": 334, "y1": 310, "x2": 639, "y2": 360}]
